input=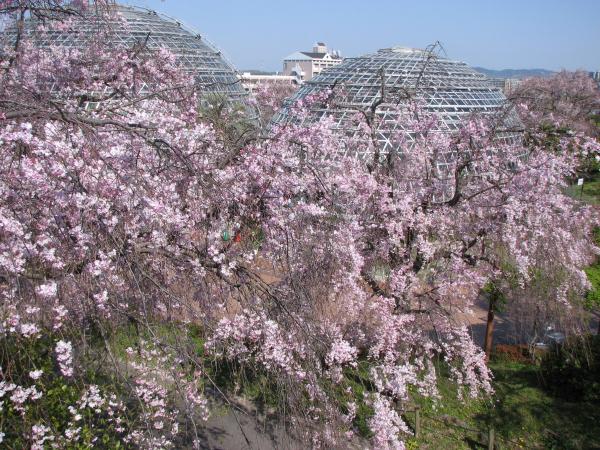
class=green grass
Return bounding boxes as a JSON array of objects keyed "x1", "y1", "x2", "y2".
[
  {"x1": 403, "y1": 362, "x2": 490, "y2": 450},
  {"x1": 490, "y1": 361, "x2": 600, "y2": 449},
  {"x1": 565, "y1": 177, "x2": 600, "y2": 205},
  {"x1": 403, "y1": 360, "x2": 600, "y2": 449}
]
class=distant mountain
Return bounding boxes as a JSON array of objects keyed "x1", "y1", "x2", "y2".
[{"x1": 474, "y1": 67, "x2": 555, "y2": 79}]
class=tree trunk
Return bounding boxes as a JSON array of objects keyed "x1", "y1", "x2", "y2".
[{"x1": 484, "y1": 298, "x2": 496, "y2": 361}]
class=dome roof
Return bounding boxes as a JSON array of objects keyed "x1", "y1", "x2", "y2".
[
  {"x1": 275, "y1": 47, "x2": 521, "y2": 158},
  {"x1": 0, "y1": 5, "x2": 247, "y2": 103}
]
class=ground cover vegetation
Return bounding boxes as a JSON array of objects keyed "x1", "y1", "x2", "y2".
[
  {"x1": 401, "y1": 352, "x2": 600, "y2": 450},
  {"x1": 1, "y1": 1, "x2": 600, "y2": 449}
]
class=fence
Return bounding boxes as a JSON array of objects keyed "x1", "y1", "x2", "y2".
[{"x1": 406, "y1": 406, "x2": 525, "y2": 449}]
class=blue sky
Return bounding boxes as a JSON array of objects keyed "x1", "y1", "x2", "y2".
[{"x1": 124, "y1": 0, "x2": 600, "y2": 72}]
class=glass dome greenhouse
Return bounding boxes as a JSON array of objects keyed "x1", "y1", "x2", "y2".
[
  {"x1": 274, "y1": 46, "x2": 521, "y2": 159},
  {"x1": 0, "y1": 4, "x2": 247, "y2": 104}
]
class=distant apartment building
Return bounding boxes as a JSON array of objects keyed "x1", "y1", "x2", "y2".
[
  {"x1": 282, "y1": 42, "x2": 342, "y2": 82},
  {"x1": 590, "y1": 71, "x2": 600, "y2": 87},
  {"x1": 488, "y1": 77, "x2": 522, "y2": 96},
  {"x1": 238, "y1": 72, "x2": 300, "y2": 94},
  {"x1": 488, "y1": 77, "x2": 506, "y2": 90},
  {"x1": 503, "y1": 78, "x2": 522, "y2": 95}
]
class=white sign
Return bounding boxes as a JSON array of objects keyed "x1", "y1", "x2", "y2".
[{"x1": 577, "y1": 178, "x2": 584, "y2": 186}]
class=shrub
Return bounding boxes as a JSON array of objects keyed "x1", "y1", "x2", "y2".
[
  {"x1": 493, "y1": 344, "x2": 531, "y2": 363},
  {"x1": 539, "y1": 334, "x2": 600, "y2": 401}
]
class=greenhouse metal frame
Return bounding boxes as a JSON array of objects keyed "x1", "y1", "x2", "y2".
[
  {"x1": 0, "y1": 5, "x2": 247, "y2": 103},
  {"x1": 275, "y1": 46, "x2": 521, "y2": 160}
]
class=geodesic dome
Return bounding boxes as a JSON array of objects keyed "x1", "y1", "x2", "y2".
[
  {"x1": 274, "y1": 46, "x2": 521, "y2": 159},
  {"x1": 0, "y1": 4, "x2": 247, "y2": 104}
]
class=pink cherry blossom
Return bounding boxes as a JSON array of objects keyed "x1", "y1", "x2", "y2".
[{"x1": 55, "y1": 340, "x2": 73, "y2": 377}]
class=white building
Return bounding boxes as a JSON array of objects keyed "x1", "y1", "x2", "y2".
[
  {"x1": 488, "y1": 77, "x2": 506, "y2": 90},
  {"x1": 488, "y1": 77, "x2": 522, "y2": 95},
  {"x1": 282, "y1": 42, "x2": 342, "y2": 82},
  {"x1": 238, "y1": 72, "x2": 300, "y2": 94},
  {"x1": 503, "y1": 78, "x2": 522, "y2": 95}
]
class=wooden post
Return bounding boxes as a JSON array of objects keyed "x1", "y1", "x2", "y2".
[
  {"x1": 488, "y1": 427, "x2": 495, "y2": 450},
  {"x1": 415, "y1": 407, "x2": 421, "y2": 438}
]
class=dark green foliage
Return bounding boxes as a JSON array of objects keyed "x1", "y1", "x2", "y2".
[
  {"x1": 540, "y1": 334, "x2": 600, "y2": 402},
  {"x1": 198, "y1": 94, "x2": 257, "y2": 149},
  {"x1": 482, "y1": 280, "x2": 508, "y2": 313},
  {"x1": 0, "y1": 334, "x2": 128, "y2": 448},
  {"x1": 339, "y1": 361, "x2": 376, "y2": 438},
  {"x1": 584, "y1": 227, "x2": 600, "y2": 308},
  {"x1": 593, "y1": 225, "x2": 600, "y2": 246},
  {"x1": 584, "y1": 263, "x2": 600, "y2": 308}
]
